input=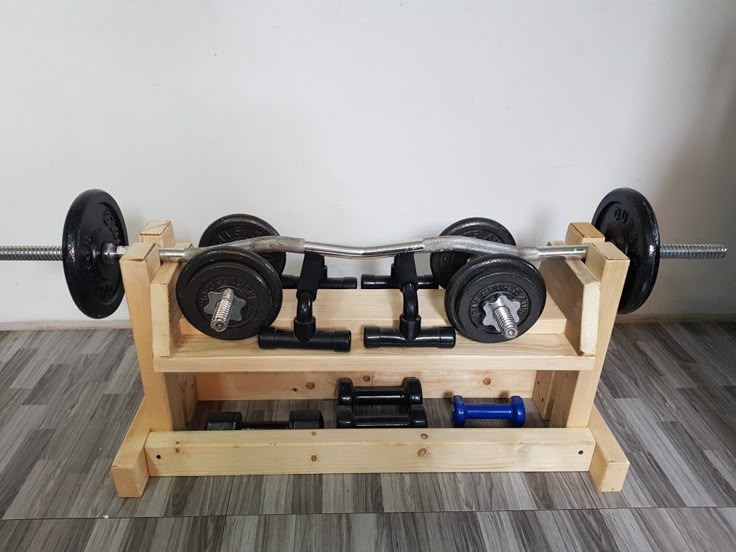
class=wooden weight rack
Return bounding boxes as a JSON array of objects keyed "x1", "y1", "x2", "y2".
[{"x1": 111, "y1": 220, "x2": 631, "y2": 497}]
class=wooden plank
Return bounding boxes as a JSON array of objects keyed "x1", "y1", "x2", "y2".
[
  {"x1": 155, "y1": 332, "x2": 594, "y2": 373},
  {"x1": 539, "y1": 240, "x2": 600, "y2": 356},
  {"x1": 195, "y1": 370, "x2": 537, "y2": 400},
  {"x1": 120, "y1": 242, "x2": 180, "y2": 431},
  {"x1": 178, "y1": 289, "x2": 567, "y2": 337},
  {"x1": 136, "y1": 222, "x2": 198, "y2": 428},
  {"x1": 111, "y1": 399, "x2": 150, "y2": 497},
  {"x1": 532, "y1": 371, "x2": 555, "y2": 420},
  {"x1": 145, "y1": 427, "x2": 595, "y2": 476},
  {"x1": 550, "y1": 241, "x2": 629, "y2": 428},
  {"x1": 588, "y1": 405, "x2": 630, "y2": 492},
  {"x1": 140, "y1": 220, "x2": 175, "y2": 246},
  {"x1": 565, "y1": 222, "x2": 605, "y2": 244},
  {"x1": 151, "y1": 242, "x2": 191, "y2": 358}
]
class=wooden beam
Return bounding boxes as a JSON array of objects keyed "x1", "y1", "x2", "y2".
[
  {"x1": 195, "y1": 370, "x2": 538, "y2": 400},
  {"x1": 540, "y1": 240, "x2": 600, "y2": 356},
  {"x1": 120, "y1": 242, "x2": 179, "y2": 430},
  {"x1": 111, "y1": 400, "x2": 150, "y2": 497},
  {"x1": 145, "y1": 427, "x2": 595, "y2": 476},
  {"x1": 550, "y1": 241, "x2": 629, "y2": 428},
  {"x1": 565, "y1": 222, "x2": 605, "y2": 244},
  {"x1": 177, "y1": 289, "x2": 567, "y2": 337},
  {"x1": 588, "y1": 405, "x2": 630, "y2": 492},
  {"x1": 532, "y1": 371, "x2": 556, "y2": 420},
  {"x1": 151, "y1": 243, "x2": 191, "y2": 358},
  {"x1": 155, "y1": 332, "x2": 593, "y2": 374},
  {"x1": 140, "y1": 220, "x2": 175, "y2": 247}
]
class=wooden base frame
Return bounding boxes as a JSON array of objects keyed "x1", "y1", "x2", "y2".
[{"x1": 112, "y1": 220, "x2": 631, "y2": 497}]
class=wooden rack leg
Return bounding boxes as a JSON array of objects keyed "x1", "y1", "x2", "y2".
[
  {"x1": 548, "y1": 225, "x2": 629, "y2": 429},
  {"x1": 588, "y1": 405, "x2": 630, "y2": 491},
  {"x1": 112, "y1": 221, "x2": 196, "y2": 497},
  {"x1": 112, "y1": 399, "x2": 150, "y2": 497}
]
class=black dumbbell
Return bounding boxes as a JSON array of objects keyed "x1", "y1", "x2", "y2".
[
  {"x1": 336, "y1": 404, "x2": 428, "y2": 428},
  {"x1": 205, "y1": 409, "x2": 324, "y2": 430},
  {"x1": 337, "y1": 377, "x2": 423, "y2": 407}
]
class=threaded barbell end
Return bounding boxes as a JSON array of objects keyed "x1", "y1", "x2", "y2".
[
  {"x1": 0, "y1": 245, "x2": 64, "y2": 261},
  {"x1": 659, "y1": 244, "x2": 728, "y2": 260},
  {"x1": 210, "y1": 288, "x2": 236, "y2": 333}
]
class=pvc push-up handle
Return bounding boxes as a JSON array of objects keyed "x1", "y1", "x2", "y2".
[{"x1": 451, "y1": 395, "x2": 525, "y2": 427}]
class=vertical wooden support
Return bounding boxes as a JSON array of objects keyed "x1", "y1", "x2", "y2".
[
  {"x1": 111, "y1": 399, "x2": 150, "y2": 497},
  {"x1": 548, "y1": 225, "x2": 629, "y2": 428},
  {"x1": 150, "y1": 243, "x2": 198, "y2": 426},
  {"x1": 112, "y1": 221, "x2": 195, "y2": 496},
  {"x1": 120, "y1": 241, "x2": 184, "y2": 430},
  {"x1": 588, "y1": 405, "x2": 630, "y2": 491},
  {"x1": 532, "y1": 372, "x2": 556, "y2": 420},
  {"x1": 534, "y1": 228, "x2": 603, "y2": 420},
  {"x1": 136, "y1": 221, "x2": 197, "y2": 427}
]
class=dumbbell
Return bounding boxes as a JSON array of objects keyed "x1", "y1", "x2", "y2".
[
  {"x1": 205, "y1": 409, "x2": 324, "y2": 430},
  {"x1": 337, "y1": 377, "x2": 423, "y2": 407},
  {"x1": 451, "y1": 395, "x2": 525, "y2": 427},
  {"x1": 336, "y1": 404, "x2": 428, "y2": 428}
]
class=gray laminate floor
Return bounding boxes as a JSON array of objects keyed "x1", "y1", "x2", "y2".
[{"x1": 1, "y1": 322, "x2": 735, "y2": 551}]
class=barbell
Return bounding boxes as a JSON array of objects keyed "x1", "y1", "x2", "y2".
[{"x1": 0, "y1": 188, "x2": 726, "y2": 319}]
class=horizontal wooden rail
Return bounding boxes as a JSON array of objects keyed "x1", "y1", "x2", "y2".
[{"x1": 145, "y1": 427, "x2": 596, "y2": 477}]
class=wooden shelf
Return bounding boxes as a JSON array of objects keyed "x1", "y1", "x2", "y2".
[
  {"x1": 155, "y1": 331, "x2": 592, "y2": 373},
  {"x1": 153, "y1": 288, "x2": 590, "y2": 373}
]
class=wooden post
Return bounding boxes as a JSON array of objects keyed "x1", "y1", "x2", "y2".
[
  {"x1": 548, "y1": 224, "x2": 629, "y2": 428},
  {"x1": 112, "y1": 221, "x2": 192, "y2": 497}
]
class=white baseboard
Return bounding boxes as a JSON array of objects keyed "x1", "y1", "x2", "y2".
[{"x1": 0, "y1": 319, "x2": 132, "y2": 331}]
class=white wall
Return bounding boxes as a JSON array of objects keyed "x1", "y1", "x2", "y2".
[{"x1": 1, "y1": 1, "x2": 735, "y2": 324}]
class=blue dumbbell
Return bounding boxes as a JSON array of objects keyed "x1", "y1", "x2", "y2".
[{"x1": 451, "y1": 395, "x2": 525, "y2": 427}]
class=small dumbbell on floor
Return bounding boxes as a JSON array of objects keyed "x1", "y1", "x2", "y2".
[
  {"x1": 336, "y1": 404, "x2": 428, "y2": 428},
  {"x1": 206, "y1": 409, "x2": 324, "y2": 430},
  {"x1": 451, "y1": 395, "x2": 525, "y2": 427},
  {"x1": 337, "y1": 377, "x2": 423, "y2": 407}
]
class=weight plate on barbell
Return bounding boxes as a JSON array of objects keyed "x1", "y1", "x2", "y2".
[
  {"x1": 198, "y1": 213, "x2": 287, "y2": 275},
  {"x1": 430, "y1": 217, "x2": 516, "y2": 288},
  {"x1": 62, "y1": 189, "x2": 129, "y2": 319},
  {"x1": 592, "y1": 188, "x2": 660, "y2": 314},
  {"x1": 176, "y1": 246, "x2": 283, "y2": 340},
  {"x1": 445, "y1": 255, "x2": 546, "y2": 343}
]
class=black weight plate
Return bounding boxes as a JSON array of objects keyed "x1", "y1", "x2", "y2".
[
  {"x1": 444, "y1": 254, "x2": 500, "y2": 331},
  {"x1": 430, "y1": 217, "x2": 516, "y2": 288},
  {"x1": 176, "y1": 247, "x2": 283, "y2": 340},
  {"x1": 198, "y1": 213, "x2": 287, "y2": 275},
  {"x1": 446, "y1": 255, "x2": 546, "y2": 343},
  {"x1": 592, "y1": 188, "x2": 660, "y2": 314},
  {"x1": 62, "y1": 189, "x2": 129, "y2": 319}
]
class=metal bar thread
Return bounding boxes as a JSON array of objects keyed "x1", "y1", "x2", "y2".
[
  {"x1": 210, "y1": 288, "x2": 235, "y2": 333},
  {"x1": 0, "y1": 246, "x2": 64, "y2": 261},
  {"x1": 659, "y1": 244, "x2": 727, "y2": 260},
  {"x1": 493, "y1": 306, "x2": 519, "y2": 340}
]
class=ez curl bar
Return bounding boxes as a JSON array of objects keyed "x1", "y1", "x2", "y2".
[{"x1": 0, "y1": 189, "x2": 727, "y2": 343}]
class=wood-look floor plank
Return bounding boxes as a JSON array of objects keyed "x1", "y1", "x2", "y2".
[
  {"x1": 599, "y1": 509, "x2": 655, "y2": 552},
  {"x1": 1, "y1": 323, "x2": 736, "y2": 551}
]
